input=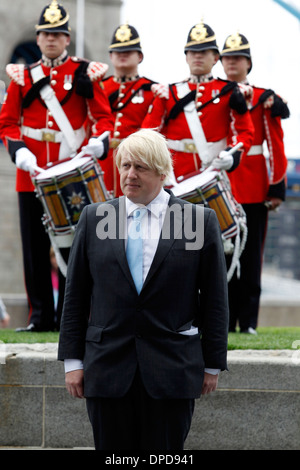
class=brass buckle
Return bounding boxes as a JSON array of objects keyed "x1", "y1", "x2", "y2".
[
  {"x1": 110, "y1": 138, "x2": 121, "y2": 149},
  {"x1": 42, "y1": 131, "x2": 55, "y2": 142},
  {"x1": 184, "y1": 142, "x2": 197, "y2": 153}
]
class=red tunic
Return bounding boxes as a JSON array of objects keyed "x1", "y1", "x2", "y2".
[
  {"x1": 142, "y1": 77, "x2": 254, "y2": 181},
  {"x1": 228, "y1": 86, "x2": 288, "y2": 204},
  {"x1": 0, "y1": 56, "x2": 114, "y2": 192},
  {"x1": 101, "y1": 75, "x2": 156, "y2": 196}
]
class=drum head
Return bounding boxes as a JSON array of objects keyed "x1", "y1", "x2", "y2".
[
  {"x1": 34, "y1": 156, "x2": 92, "y2": 180},
  {"x1": 172, "y1": 168, "x2": 218, "y2": 197}
]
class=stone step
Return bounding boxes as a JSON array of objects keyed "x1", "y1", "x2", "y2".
[{"x1": 0, "y1": 345, "x2": 299, "y2": 450}]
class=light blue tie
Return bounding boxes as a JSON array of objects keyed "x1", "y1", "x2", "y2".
[{"x1": 126, "y1": 207, "x2": 147, "y2": 294}]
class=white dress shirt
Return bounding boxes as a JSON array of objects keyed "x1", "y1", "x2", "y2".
[
  {"x1": 125, "y1": 187, "x2": 170, "y2": 282},
  {"x1": 64, "y1": 189, "x2": 219, "y2": 376}
]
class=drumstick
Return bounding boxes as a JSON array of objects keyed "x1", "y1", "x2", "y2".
[
  {"x1": 32, "y1": 164, "x2": 46, "y2": 173},
  {"x1": 225, "y1": 142, "x2": 243, "y2": 155},
  {"x1": 73, "y1": 131, "x2": 111, "y2": 160},
  {"x1": 205, "y1": 142, "x2": 244, "y2": 172},
  {"x1": 72, "y1": 150, "x2": 86, "y2": 160}
]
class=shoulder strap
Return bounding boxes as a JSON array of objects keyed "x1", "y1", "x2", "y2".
[
  {"x1": 30, "y1": 65, "x2": 78, "y2": 154},
  {"x1": 175, "y1": 82, "x2": 210, "y2": 165},
  {"x1": 250, "y1": 89, "x2": 274, "y2": 111},
  {"x1": 166, "y1": 80, "x2": 236, "y2": 124},
  {"x1": 22, "y1": 75, "x2": 50, "y2": 108},
  {"x1": 251, "y1": 88, "x2": 290, "y2": 119},
  {"x1": 109, "y1": 79, "x2": 156, "y2": 111}
]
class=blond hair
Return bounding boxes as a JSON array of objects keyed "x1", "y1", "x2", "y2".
[{"x1": 115, "y1": 129, "x2": 173, "y2": 180}]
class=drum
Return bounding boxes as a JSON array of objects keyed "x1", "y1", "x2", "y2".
[
  {"x1": 172, "y1": 168, "x2": 245, "y2": 239},
  {"x1": 171, "y1": 168, "x2": 247, "y2": 280},
  {"x1": 32, "y1": 155, "x2": 110, "y2": 248}
]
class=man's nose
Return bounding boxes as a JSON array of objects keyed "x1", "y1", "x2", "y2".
[{"x1": 127, "y1": 166, "x2": 137, "y2": 178}]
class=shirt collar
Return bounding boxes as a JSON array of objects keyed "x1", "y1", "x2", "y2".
[
  {"x1": 189, "y1": 73, "x2": 214, "y2": 83},
  {"x1": 113, "y1": 74, "x2": 139, "y2": 83},
  {"x1": 126, "y1": 188, "x2": 170, "y2": 218},
  {"x1": 41, "y1": 50, "x2": 68, "y2": 68}
]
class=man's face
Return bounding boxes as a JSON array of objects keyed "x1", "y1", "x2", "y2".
[
  {"x1": 119, "y1": 152, "x2": 165, "y2": 205},
  {"x1": 186, "y1": 49, "x2": 219, "y2": 76},
  {"x1": 222, "y1": 55, "x2": 250, "y2": 82},
  {"x1": 110, "y1": 51, "x2": 142, "y2": 74},
  {"x1": 37, "y1": 32, "x2": 70, "y2": 59}
]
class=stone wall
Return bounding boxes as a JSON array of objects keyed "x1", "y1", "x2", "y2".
[
  {"x1": 0, "y1": 0, "x2": 122, "y2": 83},
  {"x1": 0, "y1": 345, "x2": 299, "y2": 450},
  {"x1": 0, "y1": 145, "x2": 24, "y2": 294}
]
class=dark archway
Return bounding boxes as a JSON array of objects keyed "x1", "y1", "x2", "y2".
[
  {"x1": 9, "y1": 40, "x2": 76, "y2": 65},
  {"x1": 10, "y1": 41, "x2": 41, "y2": 64}
]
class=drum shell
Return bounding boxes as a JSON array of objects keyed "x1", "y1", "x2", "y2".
[
  {"x1": 32, "y1": 156, "x2": 110, "y2": 245},
  {"x1": 172, "y1": 169, "x2": 245, "y2": 239}
]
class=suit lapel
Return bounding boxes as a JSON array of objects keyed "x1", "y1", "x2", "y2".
[{"x1": 108, "y1": 197, "x2": 136, "y2": 289}]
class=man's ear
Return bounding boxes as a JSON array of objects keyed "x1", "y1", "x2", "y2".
[
  {"x1": 214, "y1": 52, "x2": 220, "y2": 65},
  {"x1": 138, "y1": 52, "x2": 144, "y2": 64}
]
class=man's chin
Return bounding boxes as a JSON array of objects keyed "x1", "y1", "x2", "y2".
[{"x1": 123, "y1": 187, "x2": 140, "y2": 200}]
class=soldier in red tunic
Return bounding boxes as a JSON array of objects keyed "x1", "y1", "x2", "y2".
[
  {"x1": 142, "y1": 22, "x2": 254, "y2": 181},
  {"x1": 0, "y1": 1, "x2": 113, "y2": 331},
  {"x1": 101, "y1": 23, "x2": 157, "y2": 197},
  {"x1": 220, "y1": 32, "x2": 289, "y2": 334}
]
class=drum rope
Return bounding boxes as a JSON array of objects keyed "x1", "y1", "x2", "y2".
[
  {"x1": 226, "y1": 217, "x2": 248, "y2": 282},
  {"x1": 48, "y1": 231, "x2": 68, "y2": 277}
]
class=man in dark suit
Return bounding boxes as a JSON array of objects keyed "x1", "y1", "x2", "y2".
[{"x1": 58, "y1": 129, "x2": 229, "y2": 450}]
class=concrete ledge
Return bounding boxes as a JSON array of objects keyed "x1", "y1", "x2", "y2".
[
  {"x1": 187, "y1": 350, "x2": 300, "y2": 450},
  {"x1": 0, "y1": 345, "x2": 299, "y2": 450}
]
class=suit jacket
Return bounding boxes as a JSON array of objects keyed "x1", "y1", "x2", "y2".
[{"x1": 58, "y1": 191, "x2": 229, "y2": 399}]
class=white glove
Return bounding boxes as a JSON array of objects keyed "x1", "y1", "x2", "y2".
[
  {"x1": 237, "y1": 83, "x2": 253, "y2": 108},
  {"x1": 213, "y1": 150, "x2": 234, "y2": 170},
  {"x1": 82, "y1": 136, "x2": 104, "y2": 158},
  {"x1": 15, "y1": 147, "x2": 37, "y2": 174},
  {"x1": 151, "y1": 83, "x2": 169, "y2": 99},
  {"x1": 238, "y1": 83, "x2": 253, "y2": 101},
  {"x1": 263, "y1": 95, "x2": 274, "y2": 109}
]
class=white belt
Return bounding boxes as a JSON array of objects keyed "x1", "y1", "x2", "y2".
[
  {"x1": 167, "y1": 138, "x2": 226, "y2": 159},
  {"x1": 247, "y1": 145, "x2": 263, "y2": 156},
  {"x1": 21, "y1": 125, "x2": 85, "y2": 145}
]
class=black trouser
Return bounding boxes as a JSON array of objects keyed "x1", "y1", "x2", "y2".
[
  {"x1": 18, "y1": 192, "x2": 68, "y2": 330},
  {"x1": 86, "y1": 369, "x2": 195, "y2": 450},
  {"x1": 227, "y1": 203, "x2": 268, "y2": 331}
]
